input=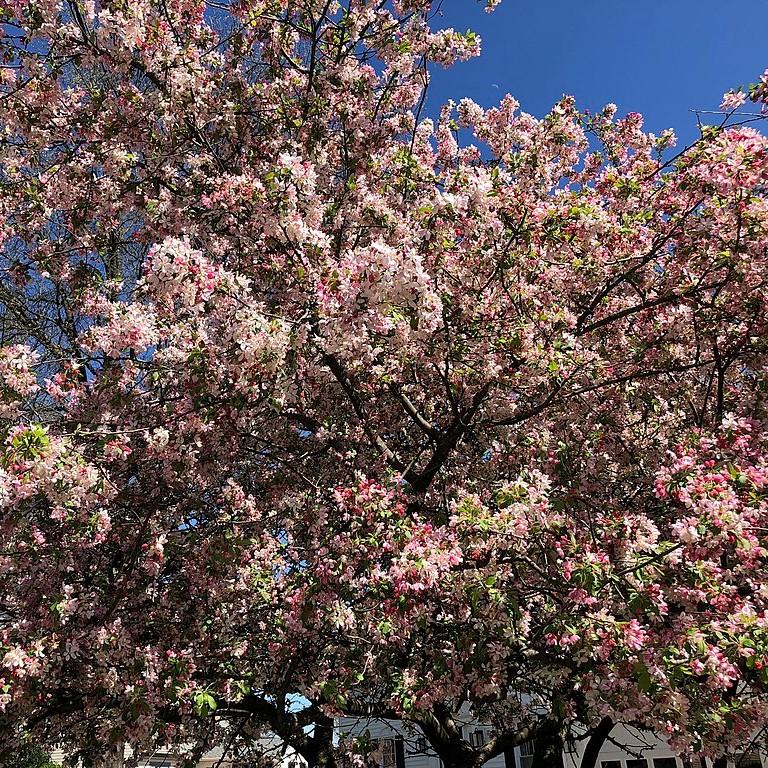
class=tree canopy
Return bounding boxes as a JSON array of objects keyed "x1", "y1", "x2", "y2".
[{"x1": 1, "y1": 1, "x2": 768, "y2": 766}]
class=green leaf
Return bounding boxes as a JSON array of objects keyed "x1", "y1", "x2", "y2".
[
  {"x1": 193, "y1": 691, "x2": 218, "y2": 717},
  {"x1": 633, "y1": 661, "x2": 652, "y2": 692}
]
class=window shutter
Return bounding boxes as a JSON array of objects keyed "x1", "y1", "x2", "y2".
[{"x1": 395, "y1": 737, "x2": 406, "y2": 768}]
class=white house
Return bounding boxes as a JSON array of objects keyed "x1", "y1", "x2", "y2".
[
  {"x1": 336, "y1": 716, "x2": 767, "y2": 768},
  {"x1": 44, "y1": 718, "x2": 767, "y2": 768}
]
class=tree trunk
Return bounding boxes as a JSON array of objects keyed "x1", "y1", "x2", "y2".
[
  {"x1": 440, "y1": 747, "x2": 484, "y2": 768},
  {"x1": 530, "y1": 717, "x2": 566, "y2": 768},
  {"x1": 308, "y1": 719, "x2": 339, "y2": 768},
  {"x1": 579, "y1": 717, "x2": 613, "y2": 768},
  {"x1": 442, "y1": 760, "x2": 483, "y2": 768}
]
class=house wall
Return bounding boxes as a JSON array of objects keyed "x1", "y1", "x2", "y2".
[
  {"x1": 337, "y1": 716, "x2": 506, "y2": 768},
  {"x1": 563, "y1": 725, "x2": 685, "y2": 768}
]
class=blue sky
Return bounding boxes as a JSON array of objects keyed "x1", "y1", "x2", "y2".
[{"x1": 427, "y1": 0, "x2": 768, "y2": 148}]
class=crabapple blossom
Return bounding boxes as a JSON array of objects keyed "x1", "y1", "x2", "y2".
[{"x1": 1, "y1": 0, "x2": 768, "y2": 767}]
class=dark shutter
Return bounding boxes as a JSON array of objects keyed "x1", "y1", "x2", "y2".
[
  {"x1": 395, "y1": 737, "x2": 406, "y2": 768},
  {"x1": 504, "y1": 747, "x2": 517, "y2": 768}
]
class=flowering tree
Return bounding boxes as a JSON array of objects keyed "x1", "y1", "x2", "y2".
[{"x1": 1, "y1": 0, "x2": 768, "y2": 766}]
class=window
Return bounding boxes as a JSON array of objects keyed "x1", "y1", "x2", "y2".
[
  {"x1": 379, "y1": 739, "x2": 397, "y2": 768},
  {"x1": 652, "y1": 759, "x2": 678, "y2": 768},
  {"x1": 626, "y1": 761, "x2": 649, "y2": 768},
  {"x1": 601, "y1": 762, "x2": 621, "y2": 768},
  {"x1": 519, "y1": 741, "x2": 535, "y2": 768},
  {"x1": 469, "y1": 729, "x2": 486, "y2": 747}
]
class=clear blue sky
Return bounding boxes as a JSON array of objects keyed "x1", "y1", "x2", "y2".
[{"x1": 427, "y1": 0, "x2": 767, "y2": 148}]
